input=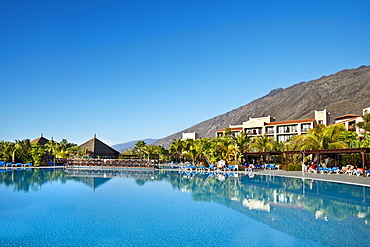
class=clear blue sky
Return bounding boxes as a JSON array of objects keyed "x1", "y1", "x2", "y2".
[{"x1": 1, "y1": 0, "x2": 369, "y2": 145}]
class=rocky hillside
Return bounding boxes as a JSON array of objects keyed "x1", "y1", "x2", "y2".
[{"x1": 155, "y1": 65, "x2": 370, "y2": 147}]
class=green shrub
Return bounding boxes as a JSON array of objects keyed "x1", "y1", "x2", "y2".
[{"x1": 287, "y1": 163, "x2": 301, "y2": 171}]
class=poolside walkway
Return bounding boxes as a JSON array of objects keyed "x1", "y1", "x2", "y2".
[{"x1": 251, "y1": 169, "x2": 370, "y2": 187}]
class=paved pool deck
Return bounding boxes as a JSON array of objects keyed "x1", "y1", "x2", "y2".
[{"x1": 248, "y1": 169, "x2": 370, "y2": 187}]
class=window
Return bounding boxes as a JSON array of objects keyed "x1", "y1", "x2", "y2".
[
  {"x1": 277, "y1": 134, "x2": 295, "y2": 142},
  {"x1": 277, "y1": 126, "x2": 285, "y2": 134},
  {"x1": 301, "y1": 124, "x2": 311, "y2": 132},
  {"x1": 266, "y1": 127, "x2": 274, "y2": 134}
]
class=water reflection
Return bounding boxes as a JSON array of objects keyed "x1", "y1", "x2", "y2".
[
  {"x1": 0, "y1": 168, "x2": 68, "y2": 192},
  {"x1": 171, "y1": 171, "x2": 370, "y2": 246},
  {"x1": 1, "y1": 169, "x2": 369, "y2": 246}
]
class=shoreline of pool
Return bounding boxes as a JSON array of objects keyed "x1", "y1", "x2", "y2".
[
  {"x1": 250, "y1": 169, "x2": 370, "y2": 187},
  {"x1": 3, "y1": 165, "x2": 370, "y2": 187},
  {"x1": 163, "y1": 167, "x2": 370, "y2": 187}
]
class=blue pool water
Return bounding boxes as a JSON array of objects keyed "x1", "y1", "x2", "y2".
[{"x1": 0, "y1": 169, "x2": 369, "y2": 246}]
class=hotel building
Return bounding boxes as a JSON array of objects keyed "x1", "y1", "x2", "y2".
[
  {"x1": 333, "y1": 107, "x2": 370, "y2": 137},
  {"x1": 216, "y1": 109, "x2": 331, "y2": 142},
  {"x1": 216, "y1": 107, "x2": 369, "y2": 142}
]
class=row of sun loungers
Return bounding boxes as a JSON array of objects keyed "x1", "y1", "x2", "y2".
[
  {"x1": 171, "y1": 162, "x2": 280, "y2": 173},
  {"x1": 65, "y1": 158, "x2": 155, "y2": 167},
  {"x1": 0, "y1": 161, "x2": 33, "y2": 167},
  {"x1": 178, "y1": 163, "x2": 239, "y2": 172},
  {"x1": 307, "y1": 166, "x2": 370, "y2": 176},
  {"x1": 244, "y1": 163, "x2": 279, "y2": 171}
]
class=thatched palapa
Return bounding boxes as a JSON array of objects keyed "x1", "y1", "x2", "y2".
[
  {"x1": 79, "y1": 134, "x2": 120, "y2": 159},
  {"x1": 30, "y1": 134, "x2": 50, "y2": 145}
]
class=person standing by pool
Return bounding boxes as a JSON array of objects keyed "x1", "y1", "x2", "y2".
[{"x1": 301, "y1": 162, "x2": 307, "y2": 173}]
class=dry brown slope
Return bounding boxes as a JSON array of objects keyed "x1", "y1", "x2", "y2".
[{"x1": 155, "y1": 65, "x2": 370, "y2": 147}]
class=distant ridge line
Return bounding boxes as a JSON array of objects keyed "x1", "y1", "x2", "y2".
[{"x1": 154, "y1": 65, "x2": 370, "y2": 148}]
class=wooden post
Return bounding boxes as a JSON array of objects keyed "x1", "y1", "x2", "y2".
[
  {"x1": 316, "y1": 153, "x2": 320, "y2": 170},
  {"x1": 285, "y1": 153, "x2": 288, "y2": 172},
  {"x1": 362, "y1": 151, "x2": 365, "y2": 177}
]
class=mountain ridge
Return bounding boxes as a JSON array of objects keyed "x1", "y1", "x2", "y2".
[
  {"x1": 154, "y1": 65, "x2": 370, "y2": 148},
  {"x1": 111, "y1": 138, "x2": 158, "y2": 153}
]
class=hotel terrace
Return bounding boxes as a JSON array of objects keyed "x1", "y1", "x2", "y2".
[{"x1": 216, "y1": 107, "x2": 370, "y2": 142}]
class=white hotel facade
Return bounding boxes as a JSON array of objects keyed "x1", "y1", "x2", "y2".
[{"x1": 216, "y1": 107, "x2": 369, "y2": 142}]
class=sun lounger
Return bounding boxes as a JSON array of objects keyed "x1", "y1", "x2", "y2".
[
  {"x1": 215, "y1": 164, "x2": 226, "y2": 172},
  {"x1": 224, "y1": 165, "x2": 235, "y2": 171},
  {"x1": 196, "y1": 165, "x2": 206, "y2": 172},
  {"x1": 265, "y1": 164, "x2": 278, "y2": 170},
  {"x1": 344, "y1": 166, "x2": 356, "y2": 175},
  {"x1": 184, "y1": 163, "x2": 193, "y2": 171},
  {"x1": 207, "y1": 164, "x2": 215, "y2": 172},
  {"x1": 245, "y1": 164, "x2": 255, "y2": 172},
  {"x1": 354, "y1": 168, "x2": 368, "y2": 176},
  {"x1": 318, "y1": 167, "x2": 330, "y2": 174},
  {"x1": 328, "y1": 167, "x2": 340, "y2": 174},
  {"x1": 308, "y1": 167, "x2": 317, "y2": 173}
]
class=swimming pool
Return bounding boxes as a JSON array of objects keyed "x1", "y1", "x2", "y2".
[{"x1": 0, "y1": 169, "x2": 369, "y2": 246}]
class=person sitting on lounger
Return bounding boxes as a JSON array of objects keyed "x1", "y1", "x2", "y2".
[
  {"x1": 346, "y1": 165, "x2": 356, "y2": 175},
  {"x1": 342, "y1": 165, "x2": 349, "y2": 173},
  {"x1": 311, "y1": 163, "x2": 315, "y2": 170}
]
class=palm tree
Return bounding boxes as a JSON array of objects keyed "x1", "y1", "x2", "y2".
[
  {"x1": 170, "y1": 138, "x2": 184, "y2": 155},
  {"x1": 338, "y1": 131, "x2": 360, "y2": 148},
  {"x1": 182, "y1": 148, "x2": 198, "y2": 164},
  {"x1": 134, "y1": 141, "x2": 147, "y2": 159},
  {"x1": 193, "y1": 138, "x2": 212, "y2": 165},
  {"x1": 182, "y1": 138, "x2": 194, "y2": 153},
  {"x1": 12, "y1": 139, "x2": 32, "y2": 163},
  {"x1": 249, "y1": 134, "x2": 275, "y2": 152},
  {"x1": 301, "y1": 124, "x2": 347, "y2": 150},
  {"x1": 357, "y1": 109, "x2": 370, "y2": 132},
  {"x1": 0, "y1": 141, "x2": 15, "y2": 162},
  {"x1": 30, "y1": 143, "x2": 46, "y2": 166},
  {"x1": 142, "y1": 145, "x2": 163, "y2": 161},
  {"x1": 232, "y1": 132, "x2": 251, "y2": 153},
  {"x1": 123, "y1": 147, "x2": 136, "y2": 156},
  {"x1": 212, "y1": 137, "x2": 238, "y2": 164},
  {"x1": 284, "y1": 135, "x2": 305, "y2": 151},
  {"x1": 302, "y1": 124, "x2": 347, "y2": 165},
  {"x1": 169, "y1": 138, "x2": 185, "y2": 162},
  {"x1": 57, "y1": 139, "x2": 77, "y2": 158},
  {"x1": 181, "y1": 139, "x2": 198, "y2": 163}
]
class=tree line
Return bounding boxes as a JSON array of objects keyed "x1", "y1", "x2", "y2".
[
  {"x1": 0, "y1": 139, "x2": 86, "y2": 166},
  {"x1": 2, "y1": 111, "x2": 370, "y2": 168},
  {"x1": 124, "y1": 111, "x2": 370, "y2": 170}
]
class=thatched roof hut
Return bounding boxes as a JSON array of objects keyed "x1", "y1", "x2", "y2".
[
  {"x1": 79, "y1": 135, "x2": 120, "y2": 158},
  {"x1": 30, "y1": 134, "x2": 49, "y2": 145}
]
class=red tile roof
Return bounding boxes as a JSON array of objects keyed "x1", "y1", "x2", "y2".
[
  {"x1": 216, "y1": 127, "x2": 243, "y2": 132},
  {"x1": 265, "y1": 118, "x2": 316, "y2": 126},
  {"x1": 334, "y1": 114, "x2": 360, "y2": 120}
]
